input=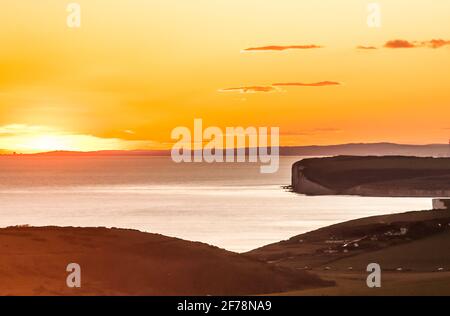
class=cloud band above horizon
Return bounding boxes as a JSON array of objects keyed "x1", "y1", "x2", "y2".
[
  {"x1": 384, "y1": 39, "x2": 450, "y2": 49},
  {"x1": 273, "y1": 81, "x2": 341, "y2": 87},
  {"x1": 220, "y1": 81, "x2": 341, "y2": 93},
  {"x1": 243, "y1": 45, "x2": 322, "y2": 52}
]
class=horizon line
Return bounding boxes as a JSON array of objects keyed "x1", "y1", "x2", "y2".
[{"x1": 1, "y1": 141, "x2": 450, "y2": 156}]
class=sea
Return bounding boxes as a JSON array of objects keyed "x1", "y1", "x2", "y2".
[{"x1": 0, "y1": 156, "x2": 431, "y2": 252}]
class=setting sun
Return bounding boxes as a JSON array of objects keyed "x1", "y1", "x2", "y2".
[
  {"x1": 0, "y1": 124, "x2": 154, "y2": 153},
  {"x1": 27, "y1": 135, "x2": 69, "y2": 152}
]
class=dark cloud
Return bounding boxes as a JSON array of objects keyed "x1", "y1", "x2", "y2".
[
  {"x1": 384, "y1": 40, "x2": 416, "y2": 48},
  {"x1": 384, "y1": 39, "x2": 450, "y2": 49},
  {"x1": 423, "y1": 39, "x2": 450, "y2": 48}
]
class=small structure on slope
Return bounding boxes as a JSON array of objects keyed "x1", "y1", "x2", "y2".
[{"x1": 433, "y1": 199, "x2": 450, "y2": 210}]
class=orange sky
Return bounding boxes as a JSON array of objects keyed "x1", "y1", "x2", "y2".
[{"x1": 1, "y1": 0, "x2": 450, "y2": 153}]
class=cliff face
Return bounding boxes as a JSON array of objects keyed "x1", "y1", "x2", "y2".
[
  {"x1": 292, "y1": 162, "x2": 336, "y2": 195},
  {"x1": 292, "y1": 156, "x2": 450, "y2": 197}
]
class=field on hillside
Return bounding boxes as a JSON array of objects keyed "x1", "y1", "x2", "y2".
[
  {"x1": 274, "y1": 271, "x2": 450, "y2": 296},
  {"x1": 249, "y1": 210, "x2": 450, "y2": 295}
]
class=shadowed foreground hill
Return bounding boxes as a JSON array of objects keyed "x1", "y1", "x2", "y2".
[
  {"x1": 0, "y1": 226, "x2": 330, "y2": 296},
  {"x1": 247, "y1": 210, "x2": 450, "y2": 295},
  {"x1": 248, "y1": 210, "x2": 450, "y2": 271},
  {"x1": 292, "y1": 156, "x2": 450, "y2": 196}
]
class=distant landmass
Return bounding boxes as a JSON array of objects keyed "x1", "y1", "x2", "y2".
[
  {"x1": 3, "y1": 142, "x2": 450, "y2": 157},
  {"x1": 280, "y1": 143, "x2": 450, "y2": 157},
  {"x1": 292, "y1": 156, "x2": 450, "y2": 197}
]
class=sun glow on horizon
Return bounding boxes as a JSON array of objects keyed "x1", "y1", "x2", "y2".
[
  {"x1": 24, "y1": 135, "x2": 71, "y2": 152},
  {"x1": 0, "y1": 124, "x2": 158, "y2": 153}
]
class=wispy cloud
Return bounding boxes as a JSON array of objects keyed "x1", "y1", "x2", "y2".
[
  {"x1": 423, "y1": 39, "x2": 450, "y2": 48},
  {"x1": 0, "y1": 124, "x2": 54, "y2": 137},
  {"x1": 384, "y1": 39, "x2": 450, "y2": 49},
  {"x1": 220, "y1": 81, "x2": 341, "y2": 93},
  {"x1": 281, "y1": 127, "x2": 342, "y2": 136},
  {"x1": 273, "y1": 81, "x2": 341, "y2": 87},
  {"x1": 243, "y1": 45, "x2": 322, "y2": 52},
  {"x1": 356, "y1": 45, "x2": 378, "y2": 50},
  {"x1": 219, "y1": 86, "x2": 276, "y2": 94}
]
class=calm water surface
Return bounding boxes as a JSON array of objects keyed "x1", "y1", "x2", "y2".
[{"x1": 0, "y1": 156, "x2": 431, "y2": 252}]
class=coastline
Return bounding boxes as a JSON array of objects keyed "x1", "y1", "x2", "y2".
[{"x1": 292, "y1": 156, "x2": 450, "y2": 197}]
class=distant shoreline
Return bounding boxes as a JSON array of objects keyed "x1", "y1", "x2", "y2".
[{"x1": 2, "y1": 142, "x2": 450, "y2": 157}]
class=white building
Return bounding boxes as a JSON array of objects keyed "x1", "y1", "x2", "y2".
[{"x1": 433, "y1": 199, "x2": 450, "y2": 210}]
